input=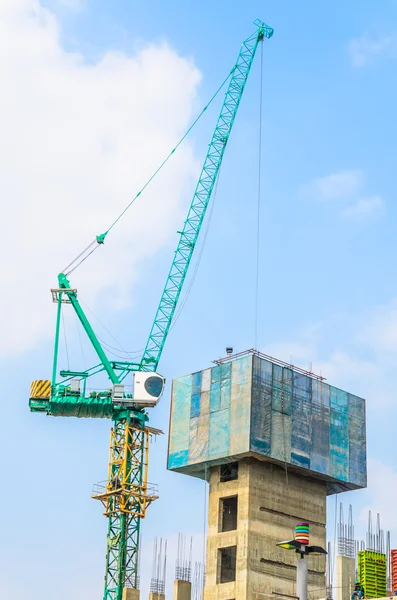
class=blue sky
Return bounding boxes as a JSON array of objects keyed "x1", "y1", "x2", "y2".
[{"x1": 1, "y1": 1, "x2": 397, "y2": 598}]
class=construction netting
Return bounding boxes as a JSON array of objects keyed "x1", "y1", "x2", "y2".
[{"x1": 168, "y1": 352, "x2": 366, "y2": 493}]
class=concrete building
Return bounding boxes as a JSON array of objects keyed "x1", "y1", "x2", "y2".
[{"x1": 168, "y1": 350, "x2": 367, "y2": 600}]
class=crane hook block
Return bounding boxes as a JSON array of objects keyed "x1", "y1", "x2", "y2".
[{"x1": 96, "y1": 233, "x2": 106, "y2": 244}]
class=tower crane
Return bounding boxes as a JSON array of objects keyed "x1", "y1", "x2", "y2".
[{"x1": 29, "y1": 19, "x2": 274, "y2": 600}]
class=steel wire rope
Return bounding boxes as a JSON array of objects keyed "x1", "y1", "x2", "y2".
[
  {"x1": 97, "y1": 342, "x2": 141, "y2": 362},
  {"x1": 255, "y1": 46, "x2": 288, "y2": 490},
  {"x1": 63, "y1": 239, "x2": 97, "y2": 274},
  {"x1": 101, "y1": 170, "x2": 218, "y2": 361},
  {"x1": 77, "y1": 179, "x2": 216, "y2": 361},
  {"x1": 114, "y1": 152, "x2": 222, "y2": 366},
  {"x1": 94, "y1": 334, "x2": 144, "y2": 358},
  {"x1": 64, "y1": 242, "x2": 100, "y2": 277},
  {"x1": 75, "y1": 313, "x2": 87, "y2": 370},
  {"x1": 103, "y1": 69, "x2": 234, "y2": 237},
  {"x1": 62, "y1": 311, "x2": 70, "y2": 369},
  {"x1": 254, "y1": 40, "x2": 264, "y2": 350},
  {"x1": 92, "y1": 333, "x2": 143, "y2": 359},
  {"x1": 78, "y1": 296, "x2": 144, "y2": 359},
  {"x1": 97, "y1": 336, "x2": 141, "y2": 359},
  {"x1": 97, "y1": 341, "x2": 142, "y2": 359},
  {"x1": 63, "y1": 67, "x2": 236, "y2": 275}
]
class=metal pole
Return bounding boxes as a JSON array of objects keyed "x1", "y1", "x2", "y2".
[
  {"x1": 296, "y1": 556, "x2": 308, "y2": 600},
  {"x1": 51, "y1": 293, "x2": 63, "y2": 388}
]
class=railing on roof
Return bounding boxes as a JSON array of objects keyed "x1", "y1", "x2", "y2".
[{"x1": 213, "y1": 348, "x2": 326, "y2": 382}]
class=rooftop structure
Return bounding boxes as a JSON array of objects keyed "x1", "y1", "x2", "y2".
[{"x1": 168, "y1": 349, "x2": 367, "y2": 494}]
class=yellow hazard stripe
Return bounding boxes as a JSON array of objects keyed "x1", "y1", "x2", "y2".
[{"x1": 30, "y1": 380, "x2": 51, "y2": 399}]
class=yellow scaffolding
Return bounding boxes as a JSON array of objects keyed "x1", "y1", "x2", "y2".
[{"x1": 92, "y1": 423, "x2": 159, "y2": 518}]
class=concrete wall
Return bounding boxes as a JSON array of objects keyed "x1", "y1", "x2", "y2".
[
  {"x1": 335, "y1": 556, "x2": 355, "y2": 600},
  {"x1": 204, "y1": 457, "x2": 250, "y2": 600},
  {"x1": 204, "y1": 458, "x2": 326, "y2": 600}
]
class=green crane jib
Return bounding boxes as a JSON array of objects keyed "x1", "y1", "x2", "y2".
[{"x1": 29, "y1": 19, "x2": 273, "y2": 600}]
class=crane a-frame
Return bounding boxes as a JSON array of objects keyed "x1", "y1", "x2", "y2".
[{"x1": 29, "y1": 19, "x2": 273, "y2": 600}]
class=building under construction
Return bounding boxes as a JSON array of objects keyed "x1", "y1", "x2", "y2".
[
  {"x1": 27, "y1": 16, "x2": 382, "y2": 600},
  {"x1": 167, "y1": 349, "x2": 367, "y2": 600}
]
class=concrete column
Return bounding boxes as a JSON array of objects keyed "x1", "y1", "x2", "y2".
[
  {"x1": 204, "y1": 458, "x2": 327, "y2": 600},
  {"x1": 336, "y1": 556, "x2": 355, "y2": 600},
  {"x1": 174, "y1": 580, "x2": 191, "y2": 600},
  {"x1": 123, "y1": 588, "x2": 140, "y2": 600},
  {"x1": 149, "y1": 593, "x2": 165, "y2": 600}
]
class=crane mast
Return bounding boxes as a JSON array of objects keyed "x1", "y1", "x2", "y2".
[{"x1": 29, "y1": 18, "x2": 273, "y2": 600}]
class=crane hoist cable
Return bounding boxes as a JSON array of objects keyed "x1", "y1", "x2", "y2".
[
  {"x1": 254, "y1": 41, "x2": 264, "y2": 349},
  {"x1": 79, "y1": 167, "x2": 221, "y2": 355},
  {"x1": 61, "y1": 311, "x2": 70, "y2": 370},
  {"x1": 76, "y1": 181, "x2": 217, "y2": 360},
  {"x1": 78, "y1": 296, "x2": 144, "y2": 357},
  {"x1": 63, "y1": 67, "x2": 238, "y2": 277},
  {"x1": 75, "y1": 313, "x2": 87, "y2": 370}
]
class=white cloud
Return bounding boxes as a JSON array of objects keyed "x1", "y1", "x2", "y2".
[
  {"x1": 319, "y1": 350, "x2": 397, "y2": 411},
  {"x1": 265, "y1": 341, "x2": 314, "y2": 366},
  {"x1": 305, "y1": 170, "x2": 364, "y2": 201},
  {"x1": 349, "y1": 33, "x2": 396, "y2": 67},
  {"x1": 359, "y1": 299, "x2": 397, "y2": 353},
  {"x1": 0, "y1": 0, "x2": 201, "y2": 357},
  {"x1": 264, "y1": 323, "x2": 322, "y2": 369},
  {"x1": 263, "y1": 301, "x2": 397, "y2": 409},
  {"x1": 266, "y1": 342, "x2": 382, "y2": 405},
  {"x1": 304, "y1": 170, "x2": 384, "y2": 222},
  {"x1": 340, "y1": 195, "x2": 384, "y2": 221},
  {"x1": 316, "y1": 351, "x2": 379, "y2": 386},
  {"x1": 57, "y1": 0, "x2": 84, "y2": 8}
]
